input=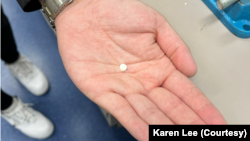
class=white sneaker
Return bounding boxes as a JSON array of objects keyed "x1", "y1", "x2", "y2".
[
  {"x1": 5, "y1": 54, "x2": 49, "y2": 96},
  {"x1": 1, "y1": 97, "x2": 54, "y2": 139}
]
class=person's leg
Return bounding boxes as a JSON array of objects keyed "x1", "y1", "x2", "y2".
[
  {"x1": 1, "y1": 6, "x2": 54, "y2": 139},
  {"x1": 1, "y1": 8, "x2": 49, "y2": 95},
  {"x1": 1, "y1": 90, "x2": 54, "y2": 139},
  {"x1": 1, "y1": 8, "x2": 19, "y2": 64},
  {"x1": 1, "y1": 90, "x2": 13, "y2": 111}
]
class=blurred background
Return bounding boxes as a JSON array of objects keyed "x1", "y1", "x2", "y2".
[{"x1": 1, "y1": 0, "x2": 250, "y2": 141}]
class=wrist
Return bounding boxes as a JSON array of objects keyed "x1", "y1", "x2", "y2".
[
  {"x1": 40, "y1": 0, "x2": 85, "y2": 28},
  {"x1": 54, "y1": 0, "x2": 90, "y2": 28},
  {"x1": 39, "y1": 0, "x2": 83, "y2": 5},
  {"x1": 55, "y1": 0, "x2": 83, "y2": 19}
]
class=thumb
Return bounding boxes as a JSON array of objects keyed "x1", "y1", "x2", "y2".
[{"x1": 156, "y1": 15, "x2": 197, "y2": 77}]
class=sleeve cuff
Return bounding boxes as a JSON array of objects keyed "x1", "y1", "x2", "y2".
[{"x1": 16, "y1": 0, "x2": 42, "y2": 12}]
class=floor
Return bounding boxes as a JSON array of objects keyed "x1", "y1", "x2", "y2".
[
  {"x1": 2, "y1": 0, "x2": 250, "y2": 140},
  {"x1": 1, "y1": 0, "x2": 136, "y2": 141}
]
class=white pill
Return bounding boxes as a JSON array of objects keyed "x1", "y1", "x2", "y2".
[{"x1": 120, "y1": 64, "x2": 127, "y2": 72}]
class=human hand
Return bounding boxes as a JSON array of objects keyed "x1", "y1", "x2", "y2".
[{"x1": 56, "y1": 0, "x2": 227, "y2": 140}]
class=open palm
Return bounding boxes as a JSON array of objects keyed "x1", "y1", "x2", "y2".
[{"x1": 56, "y1": 0, "x2": 226, "y2": 140}]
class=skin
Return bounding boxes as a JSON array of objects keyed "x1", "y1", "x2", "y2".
[{"x1": 55, "y1": 0, "x2": 227, "y2": 140}]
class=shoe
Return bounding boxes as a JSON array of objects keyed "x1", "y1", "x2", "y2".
[
  {"x1": 5, "y1": 54, "x2": 49, "y2": 96},
  {"x1": 1, "y1": 97, "x2": 54, "y2": 139}
]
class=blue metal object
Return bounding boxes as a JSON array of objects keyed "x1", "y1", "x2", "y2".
[{"x1": 202, "y1": 0, "x2": 250, "y2": 38}]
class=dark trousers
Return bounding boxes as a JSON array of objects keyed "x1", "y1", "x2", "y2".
[
  {"x1": 1, "y1": 91, "x2": 13, "y2": 111},
  {"x1": 1, "y1": 8, "x2": 19, "y2": 63},
  {"x1": 1, "y1": 8, "x2": 19, "y2": 111}
]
